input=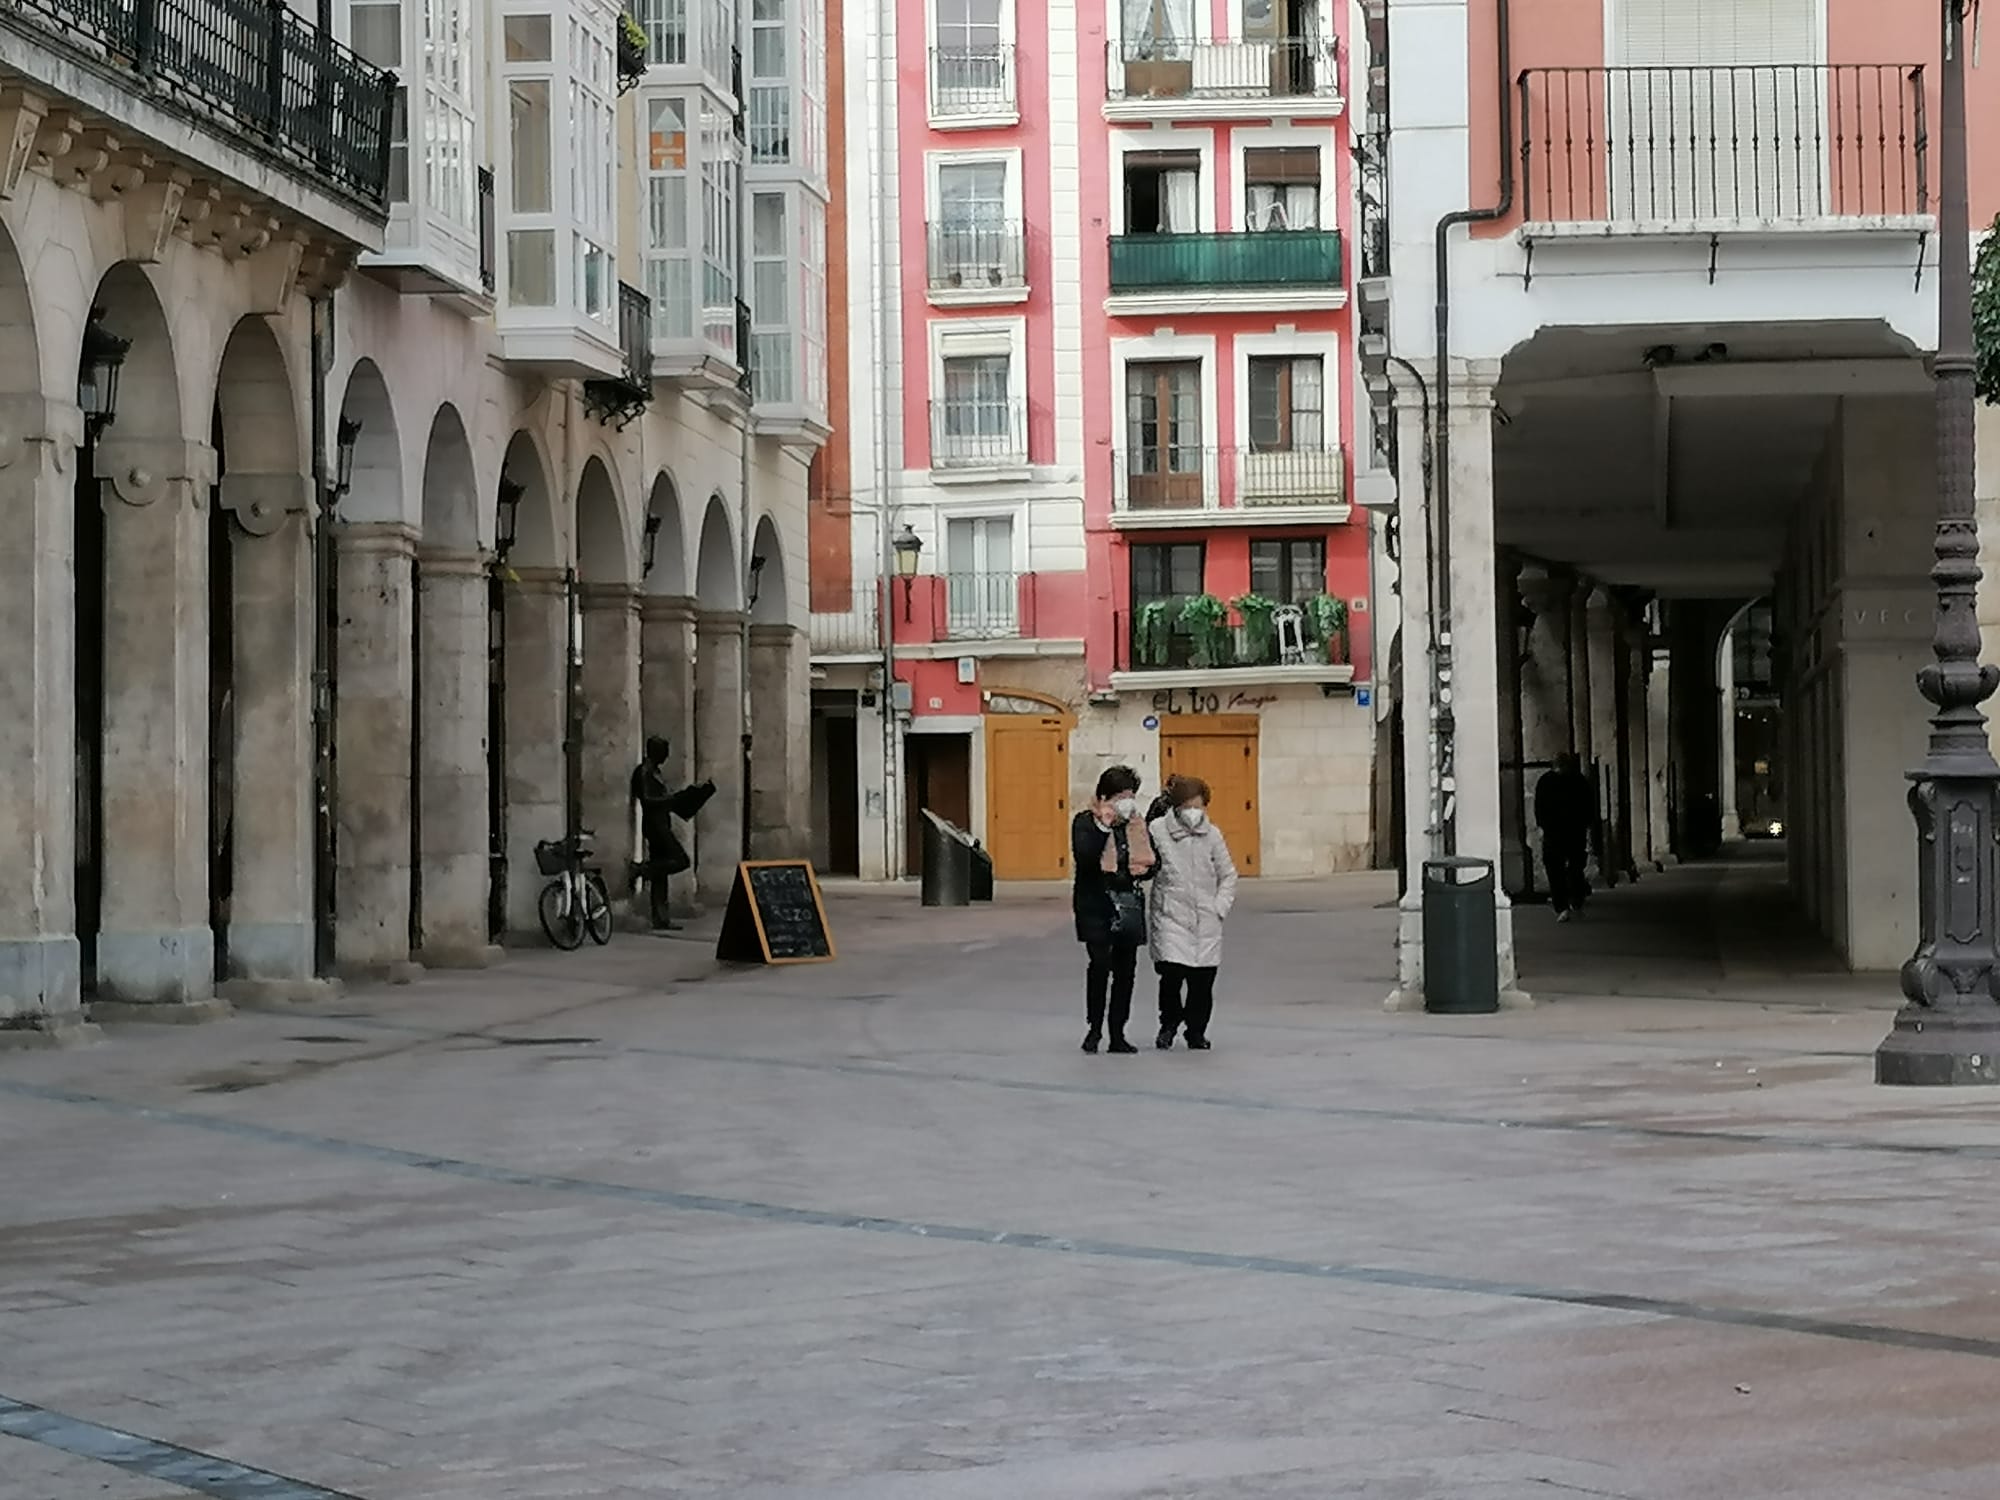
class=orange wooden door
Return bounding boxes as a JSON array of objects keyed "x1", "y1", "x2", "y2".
[
  {"x1": 1160, "y1": 716, "x2": 1261, "y2": 876},
  {"x1": 984, "y1": 715, "x2": 1071, "y2": 878}
]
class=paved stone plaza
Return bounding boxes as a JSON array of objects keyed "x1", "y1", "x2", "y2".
[{"x1": 6, "y1": 856, "x2": 2000, "y2": 1499}]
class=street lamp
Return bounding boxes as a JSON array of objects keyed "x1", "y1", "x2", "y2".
[
  {"x1": 1876, "y1": 0, "x2": 2000, "y2": 1085},
  {"x1": 747, "y1": 552, "x2": 766, "y2": 610},
  {"x1": 641, "y1": 511, "x2": 663, "y2": 576},
  {"x1": 892, "y1": 523, "x2": 923, "y2": 622},
  {"x1": 495, "y1": 474, "x2": 524, "y2": 560},
  {"x1": 330, "y1": 417, "x2": 362, "y2": 505},
  {"x1": 77, "y1": 305, "x2": 129, "y2": 441}
]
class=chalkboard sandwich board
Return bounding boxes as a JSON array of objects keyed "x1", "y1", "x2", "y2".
[{"x1": 715, "y1": 860, "x2": 836, "y2": 965}]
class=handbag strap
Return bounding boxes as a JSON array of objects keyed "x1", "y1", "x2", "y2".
[{"x1": 1112, "y1": 823, "x2": 1131, "y2": 877}]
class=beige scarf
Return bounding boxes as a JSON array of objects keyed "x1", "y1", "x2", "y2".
[{"x1": 1099, "y1": 807, "x2": 1156, "y2": 876}]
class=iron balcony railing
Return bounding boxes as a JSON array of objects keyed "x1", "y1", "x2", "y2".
[
  {"x1": 929, "y1": 397, "x2": 1028, "y2": 470},
  {"x1": 1112, "y1": 444, "x2": 1347, "y2": 514},
  {"x1": 1105, "y1": 37, "x2": 1341, "y2": 105},
  {"x1": 618, "y1": 281, "x2": 654, "y2": 390},
  {"x1": 930, "y1": 43, "x2": 1015, "y2": 116},
  {"x1": 810, "y1": 584, "x2": 885, "y2": 657},
  {"x1": 1116, "y1": 594, "x2": 1350, "y2": 673},
  {"x1": 0, "y1": 0, "x2": 398, "y2": 213},
  {"x1": 1108, "y1": 229, "x2": 1343, "y2": 292},
  {"x1": 476, "y1": 166, "x2": 496, "y2": 293},
  {"x1": 925, "y1": 220, "x2": 1029, "y2": 292},
  {"x1": 1518, "y1": 62, "x2": 1929, "y2": 226},
  {"x1": 939, "y1": 571, "x2": 1028, "y2": 641}
]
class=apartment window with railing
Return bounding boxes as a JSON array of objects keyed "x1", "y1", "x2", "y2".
[
  {"x1": 1244, "y1": 147, "x2": 1319, "y2": 231},
  {"x1": 1125, "y1": 152, "x2": 1201, "y2": 233},
  {"x1": 749, "y1": 0, "x2": 790, "y2": 162},
  {"x1": 1123, "y1": 359, "x2": 1203, "y2": 507},
  {"x1": 1130, "y1": 541, "x2": 1206, "y2": 669},
  {"x1": 349, "y1": 2, "x2": 409, "y2": 202},
  {"x1": 644, "y1": 95, "x2": 695, "y2": 338},
  {"x1": 946, "y1": 516, "x2": 1017, "y2": 638},
  {"x1": 1248, "y1": 356, "x2": 1324, "y2": 451},
  {"x1": 933, "y1": 0, "x2": 1011, "y2": 115},
  {"x1": 942, "y1": 355, "x2": 1010, "y2": 437},
  {"x1": 572, "y1": 11, "x2": 616, "y2": 323},
  {"x1": 935, "y1": 160, "x2": 1008, "y2": 283},
  {"x1": 750, "y1": 192, "x2": 792, "y2": 401},
  {"x1": 700, "y1": 97, "x2": 740, "y2": 355}
]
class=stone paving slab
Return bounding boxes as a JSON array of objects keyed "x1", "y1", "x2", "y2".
[{"x1": 4, "y1": 862, "x2": 2000, "y2": 1497}]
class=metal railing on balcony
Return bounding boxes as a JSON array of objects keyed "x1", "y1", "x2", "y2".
[
  {"x1": 929, "y1": 398, "x2": 1029, "y2": 471},
  {"x1": 1108, "y1": 229, "x2": 1343, "y2": 292},
  {"x1": 1518, "y1": 63, "x2": 1928, "y2": 227},
  {"x1": 1111, "y1": 444, "x2": 1347, "y2": 514},
  {"x1": 930, "y1": 44, "x2": 1016, "y2": 116},
  {"x1": 1116, "y1": 595, "x2": 1350, "y2": 673},
  {"x1": 0, "y1": 0, "x2": 399, "y2": 212},
  {"x1": 810, "y1": 584, "x2": 885, "y2": 657},
  {"x1": 476, "y1": 166, "x2": 496, "y2": 293},
  {"x1": 582, "y1": 282, "x2": 655, "y2": 429},
  {"x1": 1104, "y1": 37, "x2": 1341, "y2": 105},
  {"x1": 926, "y1": 221, "x2": 1029, "y2": 293},
  {"x1": 939, "y1": 571, "x2": 1027, "y2": 641}
]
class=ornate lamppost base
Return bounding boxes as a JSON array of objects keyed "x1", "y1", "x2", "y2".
[{"x1": 1877, "y1": 1009, "x2": 2000, "y2": 1086}]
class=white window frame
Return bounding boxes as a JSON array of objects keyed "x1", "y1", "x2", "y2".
[
  {"x1": 925, "y1": 0, "x2": 1020, "y2": 129},
  {"x1": 1105, "y1": 0, "x2": 1212, "y2": 56},
  {"x1": 942, "y1": 512, "x2": 1025, "y2": 637},
  {"x1": 923, "y1": 147, "x2": 1026, "y2": 223},
  {"x1": 1229, "y1": 124, "x2": 1335, "y2": 232},
  {"x1": 928, "y1": 316, "x2": 1030, "y2": 473},
  {"x1": 1234, "y1": 329, "x2": 1345, "y2": 509},
  {"x1": 1110, "y1": 332, "x2": 1221, "y2": 510},
  {"x1": 1108, "y1": 127, "x2": 1217, "y2": 236}
]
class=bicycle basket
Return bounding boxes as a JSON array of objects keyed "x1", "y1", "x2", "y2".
[{"x1": 533, "y1": 839, "x2": 571, "y2": 877}]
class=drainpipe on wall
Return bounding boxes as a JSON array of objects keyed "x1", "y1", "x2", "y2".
[
  {"x1": 871, "y1": 0, "x2": 901, "y2": 879},
  {"x1": 1428, "y1": 0, "x2": 1513, "y2": 857},
  {"x1": 310, "y1": 291, "x2": 338, "y2": 977}
]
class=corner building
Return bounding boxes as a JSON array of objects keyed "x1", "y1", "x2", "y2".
[
  {"x1": 0, "y1": 0, "x2": 827, "y2": 1035},
  {"x1": 818, "y1": 0, "x2": 1380, "y2": 883}
]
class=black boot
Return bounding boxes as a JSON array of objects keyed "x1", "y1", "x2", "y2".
[
  {"x1": 1107, "y1": 1035, "x2": 1138, "y2": 1054},
  {"x1": 1155, "y1": 1028, "x2": 1175, "y2": 1050},
  {"x1": 1081, "y1": 1028, "x2": 1101, "y2": 1054}
]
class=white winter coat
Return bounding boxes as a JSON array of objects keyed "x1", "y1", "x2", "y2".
[{"x1": 1146, "y1": 811, "x2": 1239, "y2": 969}]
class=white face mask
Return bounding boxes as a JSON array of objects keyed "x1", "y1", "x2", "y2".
[
  {"x1": 1112, "y1": 796, "x2": 1139, "y2": 820},
  {"x1": 1178, "y1": 806, "x2": 1208, "y2": 830}
]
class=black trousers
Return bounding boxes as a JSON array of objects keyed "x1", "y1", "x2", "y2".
[
  {"x1": 1085, "y1": 939, "x2": 1137, "y2": 1037},
  {"x1": 1542, "y1": 835, "x2": 1587, "y2": 914},
  {"x1": 642, "y1": 841, "x2": 674, "y2": 927},
  {"x1": 1157, "y1": 962, "x2": 1218, "y2": 1041}
]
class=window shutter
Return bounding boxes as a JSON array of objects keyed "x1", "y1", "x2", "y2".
[
  {"x1": 1243, "y1": 146, "x2": 1319, "y2": 184},
  {"x1": 1613, "y1": 0, "x2": 1817, "y2": 66}
]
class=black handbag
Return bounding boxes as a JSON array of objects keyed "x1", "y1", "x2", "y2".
[{"x1": 1105, "y1": 826, "x2": 1146, "y2": 946}]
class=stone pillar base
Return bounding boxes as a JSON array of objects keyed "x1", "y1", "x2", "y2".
[
  {"x1": 0, "y1": 935, "x2": 84, "y2": 1029},
  {"x1": 86, "y1": 999, "x2": 233, "y2": 1025},
  {"x1": 96, "y1": 926, "x2": 215, "y2": 1007},
  {"x1": 418, "y1": 943, "x2": 504, "y2": 970},
  {"x1": 333, "y1": 958, "x2": 426, "y2": 985},
  {"x1": 227, "y1": 920, "x2": 315, "y2": 984},
  {"x1": 217, "y1": 976, "x2": 345, "y2": 1006},
  {"x1": 0, "y1": 1019, "x2": 102, "y2": 1049}
]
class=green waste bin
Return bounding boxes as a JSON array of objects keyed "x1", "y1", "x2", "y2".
[
  {"x1": 920, "y1": 810, "x2": 973, "y2": 907},
  {"x1": 1422, "y1": 856, "x2": 1499, "y2": 1015}
]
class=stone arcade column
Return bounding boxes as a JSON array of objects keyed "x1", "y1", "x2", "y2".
[
  {"x1": 640, "y1": 595, "x2": 698, "y2": 915},
  {"x1": 694, "y1": 610, "x2": 746, "y2": 904},
  {"x1": 0, "y1": 399, "x2": 87, "y2": 1034},
  {"x1": 1496, "y1": 559, "x2": 1529, "y2": 897},
  {"x1": 1567, "y1": 586, "x2": 1593, "y2": 759},
  {"x1": 503, "y1": 568, "x2": 570, "y2": 937},
  {"x1": 748, "y1": 622, "x2": 811, "y2": 857},
  {"x1": 415, "y1": 549, "x2": 496, "y2": 965},
  {"x1": 1623, "y1": 610, "x2": 1656, "y2": 873},
  {"x1": 334, "y1": 523, "x2": 417, "y2": 972},
  {"x1": 92, "y1": 437, "x2": 217, "y2": 1012},
  {"x1": 1516, "y1": 565, "x2": 1576, "y2": 893},
  {"x1": 219, "y1": 480, "x2": 319, "y2": 994},
  {"x1": 579, "y1": 584, "x2": 643, "y2": 899},
  {"x1": 1584, "y1": 588, "x2": 1622, "y2": 883}
]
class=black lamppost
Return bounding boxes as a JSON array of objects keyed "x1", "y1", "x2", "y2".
[
  {"x1": 641, "y1": 511, "x2": 662, "y2": 576},
  {"x1": 329, "y1": 417, "x2": 362, "y2": 506},
  {"x1": 495, "y1": 474, "x2": 524, "y2": 560},
  {"x1": 78, "y1": 306, "x2": 129, "y2": 441},
  {"x1": 747, "y1": 552, "x2": 766, "y2": 610},
  {"x1": 893, "y1": 523, "x2": 923, "y2": 622},
  {"x1": 1876, "y1": 0, "x2": 2000, "y2": 1085}
]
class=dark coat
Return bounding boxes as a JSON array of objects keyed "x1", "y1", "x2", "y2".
[
  {"x1": 1534, "y1": 767, "x2": 1595, "y2": 843},
  {"x1": 1071, "y1": 811, "x2": 1146, "y2": 944}
]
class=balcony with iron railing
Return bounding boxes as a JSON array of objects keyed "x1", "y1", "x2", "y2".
[
  {"x1": 929, "y1": 44, "x2": 1017, "y2": 124},
  {"x1": 926, "y1": 221, "x2": 1030, "y2": 304},
  {"x1": 929, "y1": 398, "x2": 1030, "y2": 475},
  {"x1": 1104, "y1": 37, "x2": 1343, "y2": 119},
  {"x1": 810, "y1": 583, "x2": 885, "y2": 659},
  {"x1": 0, "y1": 0, "x2": 398, "y2": 222},
  {"x1": 1111, "y1": 593, "x2": 1353, "y2": 687},
  {"x1": 581, "y1": 282, "x2": 656, "y2": 429},
  {"x1": 1107, "y1": 230, "x2": 1345, "y2": 310},
  {"x1": 1111, "y1": 444, "x2": 1349, "y2": 526},
  {"x1": 1516, "y1": 62, "x2": 1930, "y2": 247}
]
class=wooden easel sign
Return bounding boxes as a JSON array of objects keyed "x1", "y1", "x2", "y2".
[{"x1": 715, "y1": 860, "x2": 837, "y2": 965}]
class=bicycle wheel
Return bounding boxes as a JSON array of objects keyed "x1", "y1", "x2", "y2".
[
  {"x1": 583, "y1": 872, "x2": 613, "y2": 946},
  {"x1": 538, "y1": 877, "x2": 585, "y2": 950}
]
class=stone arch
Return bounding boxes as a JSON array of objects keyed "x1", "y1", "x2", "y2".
[
  {"x1": 421, "y1": 404, "x2": 478, "y2": 552},
  {"x1": 641, "y1": 469, "x2": 689, "y2": 597},
  {"x1": 0, "y1": 216, "x2": 35, "y2": 404},
  {"x1": 336, "y1": 359, "x2": 402, "y2": 525},
  {"x1": 694, "y1": 492, "x2": 741, "y2": 610},
  {"x1": 576, "y1": 455, "x2": 631, "y2": 585},
  {"x1": 499, "y1": 429, "x2": 560, "y2": 567},
  {"x1": 748, "y1": 514, "x2": 788, "y2": 625},
  {"x1": 89, "y1": 262, "x2": 181, "y2": 442},
  {"x1": 210, "y1": 316, "x2": 301, "y2": 478}
]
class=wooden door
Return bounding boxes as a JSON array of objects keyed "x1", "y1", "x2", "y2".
[
  {"x1": 905, "y1": 734, "x2": 972, "y2": 874},
  {"x1": 984, "y1": 714, "x2": 1071, "y2": 878},
  {"x1": 1125, "y1": 360, "x2": 1203, "y2": 510},
  {"x1": 1160, "y1": 716, "x2": 1261, "y2": 876}
]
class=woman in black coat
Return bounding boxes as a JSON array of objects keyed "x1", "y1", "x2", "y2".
[{"x1": 1071, "y1": 764, "x2": 1154, "y2": 1053}]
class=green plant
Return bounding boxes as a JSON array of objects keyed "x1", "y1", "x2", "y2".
[
  {"x1": 1308, "y1": 593, "x2": 1349, "y2": 664},
  {"x1": 619, "y1": 11, "x2": 649, "y2": 52},
  {"x1": 1977, "y1": 213, "x2": 2000, "y2": 404},
  {"x1": 1232, "y1": 591, "x2": 1278, "y2": 663},
  {"x1": 1180, "y1": 592, "x2": 1230, "y2": 668},
  {"x1": 1135, "y1": 599, "x2": 1176, "y2": 666}
]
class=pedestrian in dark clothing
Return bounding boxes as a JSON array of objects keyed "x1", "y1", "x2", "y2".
[
  {"x1": 1535, "y1": 750, "x2": 1595, "y2": 921},
  {"x1": 1071, "y1": 764, "x2": 1155, "y2": 1054},
  {"x1": 630, "y1": 736, "x2": 714, "y2": 930}
]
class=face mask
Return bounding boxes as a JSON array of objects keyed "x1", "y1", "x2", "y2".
[
  {"x1": 1112, "y1": 796, "x2": 1138, "y2": 820},
  {"x1": 1178, "y1": 807, "x2": 1208, "y2": 830}
]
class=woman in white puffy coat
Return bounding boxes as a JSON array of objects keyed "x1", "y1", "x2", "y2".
[{"x1": 1145, "y1": 775, "x2": 1239, "y2": 1050}]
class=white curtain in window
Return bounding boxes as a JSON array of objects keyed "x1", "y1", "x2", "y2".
[
  {"x1": 1289, "y1": 359, "x2": 1324, "y2": 447},
  {"x1": 1247, "y1": 184, "x2": 1318, "y2": 230},
  {"x1": 1161, "y1": 169, "x2": 1199, "y2": 233},
  {"x1": 1125, "y1": 0, "x2": 1191, "y2": 53}
]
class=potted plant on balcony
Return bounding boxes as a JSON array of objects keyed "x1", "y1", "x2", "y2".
[
  {"x1": 617, "y1": 12, "x2": 649, "y2": 94},
  {"x1": 1135, "y1": 599, "x2": 1177, "y2": 667},
  {"x1": 1232, "y1": 592, "x2": 1278, "y2": 664},
  {"x1": 1308, "y1": 593, "x2": 1349, "y2": 665},
  {"x1": 1180, "y1": 592, "x2": 1230, "y2": 669}
]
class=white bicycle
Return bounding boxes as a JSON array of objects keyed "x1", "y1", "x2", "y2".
[{"x1": 534, "y1": 829, "x2": 613, "y2": 950}]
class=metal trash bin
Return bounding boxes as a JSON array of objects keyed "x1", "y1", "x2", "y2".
[
  {"x1": 969, "y1": 841, "x2": 994, "y2": 902},
  {"x1": 920, "y1": 810, "x2": 972, "y2": 907},
  {"x1": 1422, "y1": 856, "x2": 1499, "y2": 1014}
]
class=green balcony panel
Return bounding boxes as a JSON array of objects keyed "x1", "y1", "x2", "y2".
[{"x1": 1108, "y1": 230, "x2": 1343, "y2": 291}]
